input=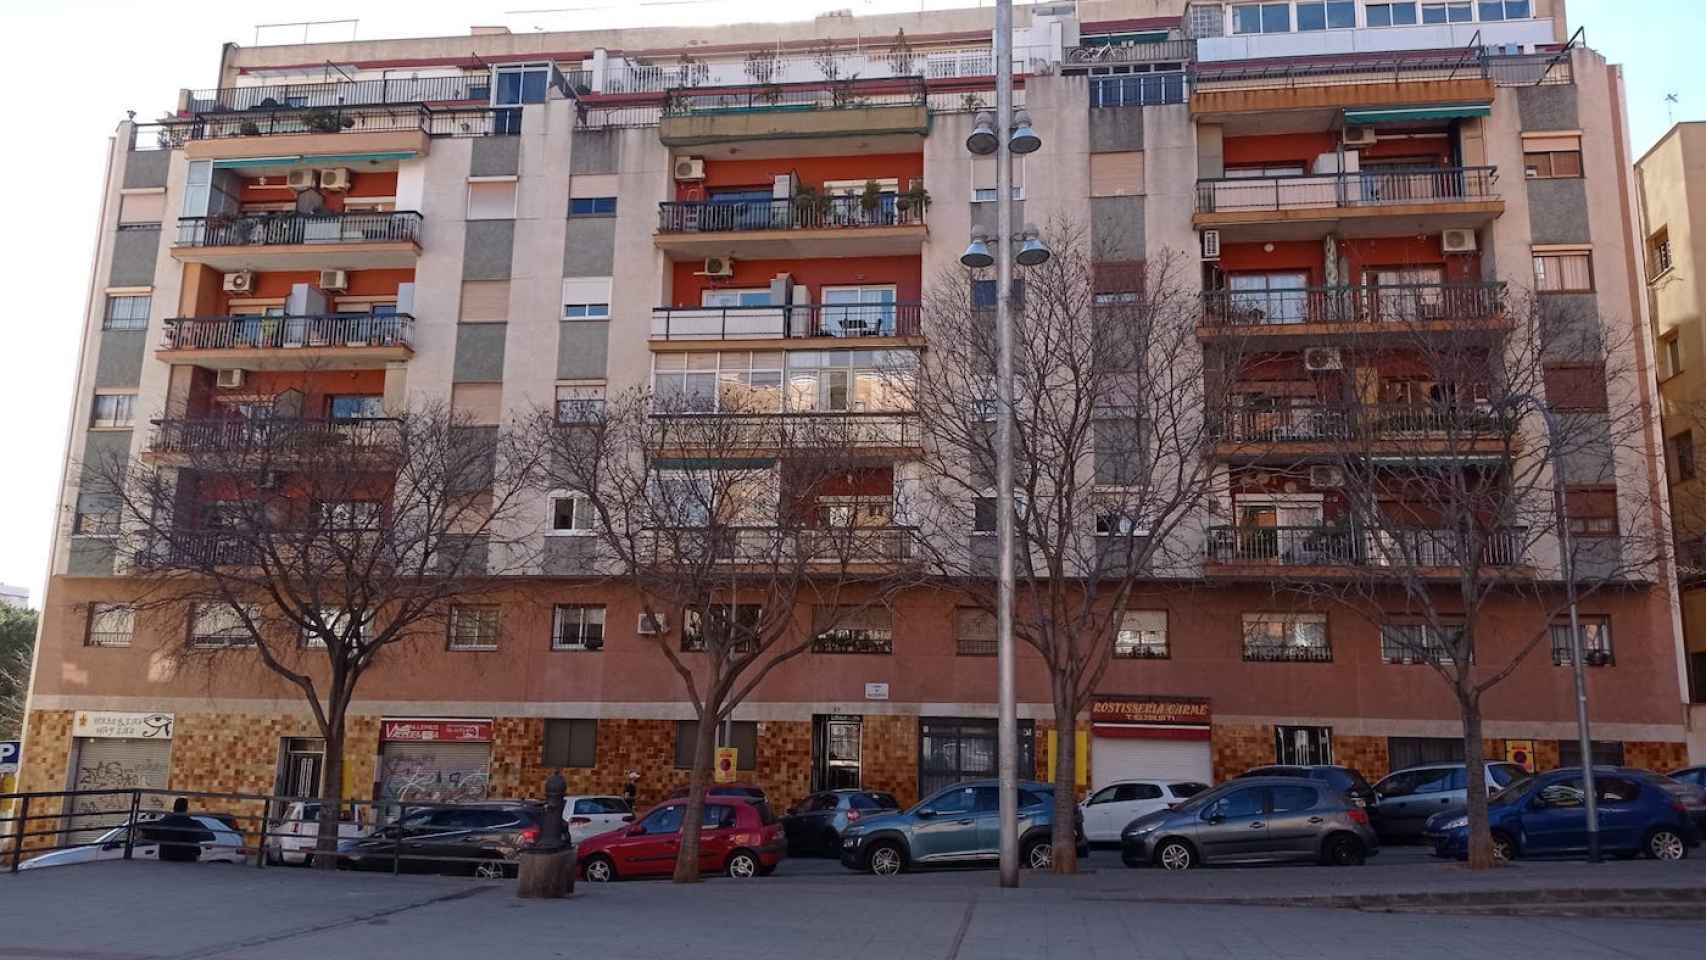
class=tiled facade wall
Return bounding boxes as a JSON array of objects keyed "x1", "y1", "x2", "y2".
[
  {"x1": 861, "y1": 714, "x2": 921, "y2": 809},
  {"x1": 1623, "y1": 740, "x2": 1691, "y2": 774},
  {"x1": 1332, "y1": 735, "x2": 1389, "y2": 782},
  {"x1": 1211, "y1": 722, "x2": 1274, "y2": 781}
]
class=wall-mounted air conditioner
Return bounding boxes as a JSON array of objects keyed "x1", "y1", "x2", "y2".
[
  {"x1": 223, "y1": 271, "x2": 255, "y2": 294},
  {"x1": 674, "y1": 157, "x2": 706, "y2": 181},
  {"x1": 216, "y1": 368, "x2": 246, "y2": 389},
  {"x1": 696, "y1": 257, "x2": 735, "y2": 278},
  {"x1": 1304, "y1": 347, "x2": 1342, "y2": 372},
  {"x1": 1442, "y1": 229, "x2": 1478, "y2": 254}
]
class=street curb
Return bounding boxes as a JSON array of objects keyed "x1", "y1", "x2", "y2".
[{"x1": 1084, "y1": 886, "x2": 1706, "y2": 917}]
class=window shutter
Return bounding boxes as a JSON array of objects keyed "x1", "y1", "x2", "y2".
[{"x1": 1089, "y1": 152, "x2": 1144, "y2": 197}]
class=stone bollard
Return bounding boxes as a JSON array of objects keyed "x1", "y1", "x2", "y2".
[{"x1": 517, "y1": 769, "x2": 576, "y2": 899}]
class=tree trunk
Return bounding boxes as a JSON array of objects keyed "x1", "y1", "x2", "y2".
[
  {"x1": 1051, "y1": 684, "x2": 1080, "y2": 874},
  {"x1": 312, "y1": 729, "x2": 344, "y2": 871},
  {"x1": 1460, "y1": 698, "x2": 1496, "y2": 870},
  {"x1": 672, "y1": 714, "x2": 720, "y2": 883}
]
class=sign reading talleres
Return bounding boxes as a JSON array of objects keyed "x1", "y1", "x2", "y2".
[
  {"x1": 1090, "y1": 696, "x2": 1211, "y2": 740},
  {"x1": 380, "y1": 719, "x2": 493, "y2": 743}
]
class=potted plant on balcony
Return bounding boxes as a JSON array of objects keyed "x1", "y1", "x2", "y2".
[
  {"x1": 886, "y1": 28, "x2": 916, "y2": 76},
  {"x1": 896, "y1": 182, "x2": 930, "y2": 220},
  {"x1": 791, "y1": 184, "x2": 829, "y2": 228},
  {"x1": 239, "y1": 120, "x2": 262, "y2": 137},
  {"x1": 859, "y1": 180, "x2": 884, "y2": 224},
  {"x1": 303, "y1": 108, "x2": 353, "y2": 134}
]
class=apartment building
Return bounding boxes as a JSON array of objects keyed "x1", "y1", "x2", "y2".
[
  {"x1": 1635, "y1": 122, "x2": 1706, "y2": 760},
  {"x1": 16, "y1": 0, "x2": 1693, "y2": 821}
]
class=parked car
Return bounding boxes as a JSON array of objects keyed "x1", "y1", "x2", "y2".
[
  {"x1": 1236, "y1": 765, "x2": 1378, "y2": 808},
  {"x1": 562, "y1": 795, "x2": 635, "y2": 845},
  {"x1": 1427, "y1": 767, "x2": 1700, "y2": 862},
  {"x1": 665, "y1": 783, "x2": 767, "y2": 802},
  {"x1": 338, "y1": 802, "x2": 543, "y2": 878},
  {"x1": 1079, "y1": 779, "x2": 1211, "y2": 844},
  {"x1": 1121, "y1": 776, "x2": 1378, "y2": 870},
  {"x1": 783, "y1": 789, "x2": 900, "y2": 855},
  {"x1": 578, "y1": 796, "x2": 784, "y2": 881},
  {"x1": 1369, "y1": 762, "x2": 1526, "y2": 842},
  {"x1": 840, "y1": 780, "x2": 1087, "y2": 876},
  {"x1": 1670, "y1": 766, "x2": 1706, "y2": 787},
  {"x1": 265, "y1": 801, "x2": 365, "y2": 866},
  {"x1": 20, "y1": 816, "x2": 246, "y2": 871}
]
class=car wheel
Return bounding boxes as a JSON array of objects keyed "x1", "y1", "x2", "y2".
[
  {"x1": 474, "y1": 860, "x2": 507, "y2": 880},
  {"x1": 867, "y1": 841, "x2": 904, "y2": 877},
  {"x1": 726, "y1": 849, "x2": 760, "y2": 879},
  {"x1": 1490, "y1": 831, "x2": 1517, "y2": 863},
  {"x1": 1154, "y1": 839, "x2": 1195, "y2": 871},
  {"x1": 1324, "y1": 833, "x2": 1365, "y2": 867},
  {"x1": 1646, "y1": 829, "x2": 1688, "y2": 862},
  {"x1": 1023, "y1": 838, "x2": 1053, "y2": 870},
  {"x1": 583, "y1": 854, "x2": 617, "y2": 883}
]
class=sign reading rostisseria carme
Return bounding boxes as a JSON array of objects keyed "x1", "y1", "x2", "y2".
[
  {"x1": 1089, "y1": 696, "x2": 1211, "y2": 740},
  {"x1": 71, "y1": 712, "x2": 175, "y2": 740}
]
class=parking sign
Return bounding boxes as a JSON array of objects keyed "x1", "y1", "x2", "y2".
[{"x1": 0, "y1": 740, "x2": 19, "y2": 772}]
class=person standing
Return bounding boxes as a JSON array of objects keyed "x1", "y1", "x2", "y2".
[{"x1": 145, "y1": 797, "x2": 210, "y2": 863}]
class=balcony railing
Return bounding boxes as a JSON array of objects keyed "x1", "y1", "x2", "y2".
[
  {"x1": 1220, "y1": 404, "x2": 1506, "y2": 444},
  {"x1": 651, "y1": 304, "x2": 922, "y2": 340},
  {"x1": 176, "y1": 211, "x2": 422, "y2": 247},
  {"x1": 662, "y1": 77, "x2": 927, "y2": 116},
  {"x1": 1196, "y1": 167, "x2": 1498, "y2": 214},
  {"x1": 650, "y1": 411, "x2": 921, "y2": 449},
  {"x1": 1190, "y1": 48, "x2": 1487, "y2": 91},
  {"x1": 1207, "y1": 525, "x2": 1526, "y2": 568},
  {"x1": 639, "y1": 526, "x2": 917, "y2": 565},
  {"x1": 1088, "y1": 72, "x2": 1188, "y2": 108},
  {"x1": 1201, "y1": 283, "x2": 1506, "y2": 328},
  {"x1": 657, "y1": 197, "x2": 924, "y2": 234},
  {"x1": 1068, "y1": 39, "x2": 1196, "y2": 65},
  {"x1": 184, "y1": 104, "x2": 431, "y2": 140},
  {"x1": 150, "y1": 418, "x2": 401, "y2": 455},
  {"x1": 1242, "y1": 642, "x2": 1334, "y2": 663},
  {"x1": 163, "y1": 314, "x2": 415, "y2": 351},
  {"x1": 186, "y1": 76, "x2": 491, "y2": 113},
  {"x1": 144, "y1": 532, "x2": 257, "y2": 569}
]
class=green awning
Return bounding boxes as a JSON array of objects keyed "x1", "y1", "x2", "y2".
[
  {"x1": 211, "y1": 150, "x2": 417, "y2": 169},
  {"x1": 1344, "y1": 104, "x2": 1492, "y2": 124}
]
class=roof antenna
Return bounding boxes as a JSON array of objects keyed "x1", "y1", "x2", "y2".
[{"x1": 1666, "y1": 92, "x2": 1680, "y2": 125}]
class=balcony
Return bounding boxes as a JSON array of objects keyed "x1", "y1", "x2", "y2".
[
  {"x1": 185, "y1": 76, "x2": 492, "y2": 113},
  {"x1": 158, "y1": 314, "x2": 415, "y2": 370},
  {"x1": 1216, "y1": 403, "x2": 1510, "y2": 461},
  {"x1": 655, "y1": 197, "x2": 926, "y2": 259},
  {"x1": 1195, "y1": 168, "x2": 1501, "y2": 240},
  {"x1": 1067, "y1": 39, "x2": 1196, "y2": 68},
  {"x1": 639, "y1": 526, "x2": 917, "y2": 569},
  {"x1": 179, "y1": 104, "x2": 434, "y2": 161},
  {"x1": 147, "y1": 417, "x2": 401, "y2": 460},
  {"x1": 1190, "y1": 49, "x2": 1496, "y2": 115},
  {"x1": 173, "y1": 212, "x2": 423, "y2": 270},
  {"x1": 1199, "y1": 283, "x2": 1506, "y2": 339},
  {"x1": 651, "y1": 304, "x2": 922, "y2": 343},
  {"x1": 659, "y1": 77, "x2": 928, "y2": 147},
  {"x1": 1206, "y1": 525, "x2": 1527, "y2": 576},
  {"x1": 649, "y1": 412, "x2": 922, "y2": 455}
]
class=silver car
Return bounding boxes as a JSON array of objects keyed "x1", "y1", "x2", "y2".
[
  {"x1": 1119, "y1": 776, "x2": 1379, "y2": 870},
  {"x1": 1370, "y1": 761, "x2": 1526, "y2": 842}
]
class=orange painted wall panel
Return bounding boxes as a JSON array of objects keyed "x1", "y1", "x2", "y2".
[
  {"x1": 670, "y1": 255, "x2": 921, "y2": 306},
  {"x1": 675, "y1": 153, "x2": 924, "y2": 201}
]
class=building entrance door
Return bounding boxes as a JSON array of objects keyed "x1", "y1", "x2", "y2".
[{"x1": 812, "y1": 715, "x2": 863, "y2": 791}]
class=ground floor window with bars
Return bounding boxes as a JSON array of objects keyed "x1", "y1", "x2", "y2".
[
  {"x1": 811, "y1": 605, "x2": 893, "y2": 655},
  {"x1": 918, "y1": 717, "x2": 1036, "y2": 799},
  {"x1": 448, "y1": 604, "x2": 501, "y2": 651},
  {"x1": 955, "y1": 608, "x2": 996, "y2": 657},
  {"x1": 86, "y1": 603, "x2": 134, "y2": 647},
  {"x1": 1379, "y1": 621, "x2": 1468, "y2": 665},
  {"x1": 189, "y1": 603, "x2": 258, "y2": 648},
  {"x1": 682, "y1": 605, "x2": 761, "y2": 655},
  {"x1": 1275, "y1": 725, "x2": 1333, "y2": 765},
  {"x1": 552, "y1": 604, "x2": 605, "y2": 651},
  {"x1": 1241, "y1": 612, "x2": 1331, "y2": 662},
  {"x1": 1550, "y1": 616, "x2": 1613, "y2": 666}
]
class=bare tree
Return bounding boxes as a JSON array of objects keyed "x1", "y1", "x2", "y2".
[
  {"x1": 1232, "y1": 284, "x2": 1658, "y2": 869},
  {"x1": 529, "y1": 389, "x2": 920, "y2": 882},
  {"x1": 82, "y1": 399, "x2": 541, "y2": 865},
  {"x1": 906, "y1": 224, "x2": 1243, "y2": 872}
]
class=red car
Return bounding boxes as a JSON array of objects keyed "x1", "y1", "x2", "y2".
[{"x1": 578, "y1": 797, "x2": 784, "y2": 881}]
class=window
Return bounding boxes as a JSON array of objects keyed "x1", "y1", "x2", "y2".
[
  {"x1": 1187, "y1": 4, "x2": 1225, "y2": 38},
  {"x1": 1270, "y1": 785, "x2": 1319, "y2": 813},
  {"x1": 1380, "y1": 622, "x2": 1467, "y2": 664},
  {"x1": 319, "y1": 500, "x2": 383, "y2": 531},
  {"x1": 556, "y1": 383, "x2": 606, "y2": 422},
  {"x1": 87, "y1": 604, "x2": 134, "y2": 647},
  {"x1": 466, "y1": 179, "x2": 518, "y2": 220},
  {"x1": 675, "y1": 719, "x2": 757, "y2": 769},
  {"x1": 552, "y1": 604, "x2": 605, "y2": 651},
  {"x1": 301, "y1": 608, "x2": 367, "y2": 649},
  {"x1": 1242, "y1": 612, "x2": 1330, "y2": 662},
  {"x1": 1477, "y1": 0, "x2": 1531, "y2": 20},
  {"x1": 1421, "y1": 1, "x2": 1473, "y2": 22},
  {"x1": 1094, "y1": 410, "x2": 1143, "y2": 486},
  {"x1": 1386, "y1": 736, "x2": 1464, "y2": 771},
  {"x1": 956, "y1": 608, "x2": 996, "y2": 657},
  {"x1": 448, "y1": 604, "x2": 501, "y2": 651},
  {"x1": 1551, "y1": 615, "x2": 1613, "y2": 666},
  {"x1": 1671, "y1": 431, "x2": 1697, "y2": 483},
  {"x1": 563, "y1": 303, "x2": 609, "y2": 319},
  {"x1": 1533, "y1": 251, "x2": 1594, "y2": 293},
  {"x1": 542, "y1": 719, "x2": 598, "y2": 767},
  {"x1": 1296, "y1": 1, "x2": 1356, "y2": 30},
  {"x1": 1096, "y1": 507, "x2": 1147, "y2": 537},
  {"x1": 1524, "y1": 134, "x2": 1583, "y2": 179},
  {"x1": 1208, "y1": 787, "x2": 1266, "y2": 818},
  {"x1": 812, "y1": 605, "x2": 894, "y2": 655},
  {"x1": 328, "y1": 395, "x2": 385, "y2": 420},
  {"x1": 1663, "y1": 334, "x2": 1683, "y2": 380},
  {"x1": 1275, "y1": 725, "x2": 1333, "y2": 765},
  {"x1": 190, "y1": 603, "x2": 258, "y2": 648},
  {"x1": 1226, "y1": 272, "x2": 1309, "y2": 324},
  {"x1": 1543, "y1": 363, "x2": 1608, "y2": 411},
  {"x1": 636, "y1": 804, "x2": 684, "y2": 834},
  {"x1": 1557, "y1": 739, "x2": 1624, "y2": 767},
  {"x1": 1232, "y1": 2, "x2": 1291, "y2": 33},
  {"x1": 970, "y1": 154, "x2": 1023, "y2": 201},
  {"x1": 1650, "y1": 228, "x2": 1675, "y2": 280},
  {"x1": 682, "y1": 604, "x2": 763, "y2": 655},
  {"x1": 569, "y1": 197, "x2": 617, "y2": 217},
  {"x1": 550, "y1": 494, "x2": 595, "y2": 533},
  {"x1": 494, "y1": 63, "x2": 549, "y2": 105},
  {"x1": 972, "y1": 496, "x2": 1024, "y2": 534},
  {"x1": 1566, "y1": 488, "x2": 1619, "y2": 537},
  {"x1": 971, "y1": 278, "x2": 1026, "y2": 309},
  {"x1": 104, "y1": 295, "x2": 151, "y2": 331},
  {"x1": 90, "y1": 393, "x2": 135, "y2": 429},
  {"x1": 1113, "y1": 610, "x2": 1169, "y2": 660},
  {"x1": 73, "y1": 510, "x2": 119, "y2": 537},
  {"x1": 1366, "y1": 2, "x2": 1419, "y2": 26}
]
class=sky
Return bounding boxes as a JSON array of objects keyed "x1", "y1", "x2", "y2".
[{"x1": 0, "y1": 0, "x2": 1694, "y2": 605}]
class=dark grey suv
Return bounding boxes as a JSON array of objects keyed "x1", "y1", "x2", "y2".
[{"x1": 1121, "y1": 777, "x2": 1379, "y2": 870}]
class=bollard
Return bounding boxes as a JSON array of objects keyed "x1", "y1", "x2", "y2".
[{"x1": 516, "y1": 769, "x2": 575, "y2": 899}]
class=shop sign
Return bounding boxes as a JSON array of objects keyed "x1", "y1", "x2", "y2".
[
  {"x1": 1090, "y1": 696, "x2": 1211, "y2": 740},
  {"x1": 0, "y1": 739, "x2": 18, "y2": 773},
  {"x1": 72, "y1": 711, "x2": 174, "y2": 740},
  {"x1": 1504, "y1": 739, "x2": 1536, "y2": 773},
  {"x1": 380, "y1": 718, "x2": 493, "y2": 743}
]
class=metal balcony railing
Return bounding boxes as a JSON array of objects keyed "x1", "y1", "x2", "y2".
[
  {"x1": 662, "y1": 77, "x2": 927, "y2": 116},
  {"x1": 175, "y1": 211, "x2": 422, "y2": 247},
  {"x1": 639, "y1": 526, "x2": 917, "y2": 565},
  {"x1": 1068, "y1": 39, "x2": 1196, "y2": 65},
  {"x1": 184, "y1": 104, "x2": 431, "y2": 140},
  {"x1": 1201, "y1": 283, "x2": 1506, "y2": 328},
  {"x1": 149, "y1": 418, "x2": 402, "y2": 455},
  {"x1": 1242, "y1": 642, "x2": 1334, "y2": 663},
  {"x1": 651, "y1": 303, "x2": 922, "y2": 340},
  {"x1": 657, "y1": 197, "x2": 924, "y2": 233},
  {"x1": 186, "y1": 76, "x2": 492, "y2": 113},
  {"x1": 1189, "y1": 48, "x2": 1487, "y2": 91},
  {"x1": 1207, "y1": 525, "x2": 1527, "y2": 568},
  {"x1": 163, "y1": 314, "x2": 415, "y2": 351},
  {"x1": 650, "y1": 412, "x2": 921, "y2": 449},
  {"x1": 1196, "y1": 167, "x2": 1498, "y2": 214},
  {"x1": 1219, "y1": 404, "x2": 1506, "y2": 444}
]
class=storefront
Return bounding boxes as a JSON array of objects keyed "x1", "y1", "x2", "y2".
[
  {"x1": 67, "y1": 711, "x2": 174, "y2": 841},
  {"x1": 376, "y1": 718, "x2": 493, "y2": 806},
  {"x1": 1089, "y1": 696, "x2": 1212, "y2": 789}
]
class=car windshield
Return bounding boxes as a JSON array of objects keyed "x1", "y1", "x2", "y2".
[{"x1": 1490, "y1": 774, "x2": 1535, "y2": 804}]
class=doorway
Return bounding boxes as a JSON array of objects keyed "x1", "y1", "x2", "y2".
[{"x1": 812, "y1": 715, "x2": 863, "y2": 791}]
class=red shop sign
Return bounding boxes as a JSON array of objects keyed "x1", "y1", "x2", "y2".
[
  {"x1": 1090, "y1": 696, "x2": 1211, "y2": 741},
  {"x1": 381, "y1": 718, "x2": 493, "y2": 743}
]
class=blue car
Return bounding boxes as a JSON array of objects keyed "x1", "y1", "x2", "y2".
[
  {"x1": 840, "y1": 779, "x2": 1086, "y2": 876},
  {"x1": 1427, "y1": 767, "x2": 1699, "y2": 862}
]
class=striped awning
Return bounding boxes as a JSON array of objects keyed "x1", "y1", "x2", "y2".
[{"x1": 1344, "y1": 104, "x2": 1492, "y2": 124}]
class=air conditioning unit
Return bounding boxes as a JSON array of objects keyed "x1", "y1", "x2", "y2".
[
  {"x1": 317, "y1": 167, "x2": 352, "y2": 192},
  {"x1": 1342, "y1": 126, "x2": 1377, "y2": 147},
  {"x1": 318, "y1": 269, "x2": 349, "y2": 292},
  {"x1": 216, "y1": 368, "x2": 246, "y2": 389},
  {"x1": 1200, "y1": 229, "x2": 1222, "y2": 261},
  {"x1": 1310, "y1": 465, "x2": 1345, "y2": 488},
  {"x1": 1303, "y1": 347, "x2": 1342, "y2": 372},
  {"x1": 223, "y1": 271, "x2": 255, "y2": 294},
  {"x1": 1441, "y1": 229, "x2": 1478, "y2": 253},
  {"x1": 636, "y1": 612, "x2": 667, "y2": 635},
  {"x1": 673, "y1": 156, "x2": 706, "y2": 181},
  {"x1": 697, "y1": 256, "x2": 735, "y2": 278},
  {"x1": 286, "y1": 168, "x2": 318, "y2": 191}
]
